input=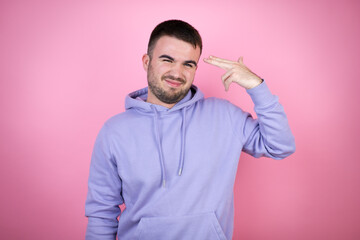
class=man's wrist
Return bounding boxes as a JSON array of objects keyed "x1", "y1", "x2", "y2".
[{"x1": 246, "y1": 76, "x2": 263, "y2": 89}]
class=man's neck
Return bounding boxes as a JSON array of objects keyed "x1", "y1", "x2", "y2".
[{"x1": 146, "y1": 91, "x2": 176, "y2": 109}]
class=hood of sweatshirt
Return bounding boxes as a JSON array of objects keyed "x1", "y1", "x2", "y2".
[{"x1": 124, "y1": 85, "x2": 204, "y2": 188}]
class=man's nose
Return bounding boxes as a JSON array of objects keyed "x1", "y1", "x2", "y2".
[{"x1": 169, "y1": 63, "x2": 184, "y2": 79}]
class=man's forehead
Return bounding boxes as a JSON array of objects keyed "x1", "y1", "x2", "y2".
[{"x1": 153, "y1": 36, "x2": 201, "y2": 60}]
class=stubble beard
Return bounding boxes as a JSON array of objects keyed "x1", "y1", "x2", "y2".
[{"x1": 147, "y1": 63, "x2": 191, "y2": 105}]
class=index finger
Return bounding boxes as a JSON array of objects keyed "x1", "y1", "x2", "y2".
[
  {"x1": 203, "y1": 56, "x2": 234, "y2": 70},
  {"x1": 208, "y1": 56, "x2": 235, "y2": 64}
]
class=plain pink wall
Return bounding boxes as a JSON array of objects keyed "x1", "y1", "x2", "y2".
[{"x1": 1, "y1": 0, "x2": 359, "y2": 239}]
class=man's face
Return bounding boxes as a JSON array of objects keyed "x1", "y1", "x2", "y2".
[{"x1": 142, "y1": 36, "x2": 201, "y2": 107}]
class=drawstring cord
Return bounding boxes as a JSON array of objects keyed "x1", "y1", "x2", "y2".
[
  {"x1": 151, "y1": 106, "x2": 166, "y2": 188},
  {"x1": 151, "y1": 105, "x2": 188, "y2": 188},
  {"x1": 178, "y1": 108, "x2": 186, "y2": 176}
]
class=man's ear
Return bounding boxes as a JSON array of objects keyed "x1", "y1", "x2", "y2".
[{"x1": 142, "y1": 54, "x2": 150, "y2": 71}]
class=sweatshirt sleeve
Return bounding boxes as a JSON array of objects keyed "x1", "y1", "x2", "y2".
[
  {"x1": 85, "y1": 123, "x2": 123, "y2": 240},
  {"x1": 232, "y1": 81, "x2": 295, "y2": 159}
]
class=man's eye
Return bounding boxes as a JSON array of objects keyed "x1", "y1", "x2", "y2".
[
  {"x1": 185, "y1": 63, "x2": 194, "y2": 68},
  {"x1": 163, "y1": 59, "x2": 172, "y2": 62}
]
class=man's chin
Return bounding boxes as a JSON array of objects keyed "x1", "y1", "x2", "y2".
[
  {"x1": 158, "y1": 90, "x2": 189, "y2": 104},
  {"x1": 148, "y1": 81, "x2": 191, "y2": 105}
]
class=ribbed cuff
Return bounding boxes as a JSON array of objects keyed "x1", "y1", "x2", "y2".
[{"x1": 246, "y1": 80, "x2": 275, "y2": 107}]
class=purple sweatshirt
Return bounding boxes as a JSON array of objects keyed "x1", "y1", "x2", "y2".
[{"x1": 85, "y1": 82, "x2": 295, "y2": 240}]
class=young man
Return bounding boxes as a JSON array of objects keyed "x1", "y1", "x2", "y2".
[{"x1": 85, "y1": 20, "x2": 295, "y2": 240}]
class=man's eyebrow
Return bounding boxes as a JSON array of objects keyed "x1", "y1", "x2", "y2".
[
  {"x1": 184, "y1": 60, "x2": 197, "y2": 67},
  {"x1": 159, "y1": 55, "x2": 174, "y2": 61},
  {"x1": 159, "y1": 54, "x2": 197, "y2": 67}
]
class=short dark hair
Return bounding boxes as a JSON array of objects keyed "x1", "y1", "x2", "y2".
[{"x1": 147, "y1": 19, "x2": 203, "y2": 57}]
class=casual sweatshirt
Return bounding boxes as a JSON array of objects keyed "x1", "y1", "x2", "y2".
[{"x1": 85, "y1": 81, "x2": 295, "y2": 240}]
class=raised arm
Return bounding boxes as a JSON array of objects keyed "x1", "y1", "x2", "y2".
[{"x1": 204, "y1": 55, "x2": 295, "y2": 159}]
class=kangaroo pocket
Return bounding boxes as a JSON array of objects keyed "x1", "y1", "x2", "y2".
[{"x1": 135, "y1": 212, "x2": 227, "y2": 240}]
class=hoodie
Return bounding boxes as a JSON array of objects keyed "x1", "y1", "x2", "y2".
[{"x1": 85, "y1": 81, "x2": 295, "y2": 240}]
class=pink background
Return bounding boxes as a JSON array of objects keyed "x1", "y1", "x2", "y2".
[{"x1": 1, "y1": 0, "x2": 359, "y2": 239}]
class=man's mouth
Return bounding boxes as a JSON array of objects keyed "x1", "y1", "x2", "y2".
[
  {"x1": 162, "y1": 76, "x2": 185, "y2": 88},
  {"x1": 165, "y1": 79, "x2": 183, "y2": 88}
]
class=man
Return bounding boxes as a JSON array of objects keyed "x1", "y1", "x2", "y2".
[{"x1": 85, "y1": 20, "x2": 295, "y2": 240}]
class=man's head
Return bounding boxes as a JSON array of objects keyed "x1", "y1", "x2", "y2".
[
  {"x1": 147, "y1": 20, "x2": 203, "y2": 58},
  {"x1": 142, "y1": 20, "x2": 202, "y2": 108}
]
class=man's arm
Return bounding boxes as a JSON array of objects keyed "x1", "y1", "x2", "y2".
[
  {"x1": 85, "y1": 124, "x2": 123, "y2": 240},
  {"x1": 204, "y1": 56, "x2": 295, "y2": 158}
]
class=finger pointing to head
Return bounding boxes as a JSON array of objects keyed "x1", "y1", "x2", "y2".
[{"x1": 203, "y1": 56, "x2": 233, "y2": 70}]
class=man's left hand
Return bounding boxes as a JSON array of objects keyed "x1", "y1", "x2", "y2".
[{"x1": 203, "y1": 56, "x2": 263, "y2": 91}]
